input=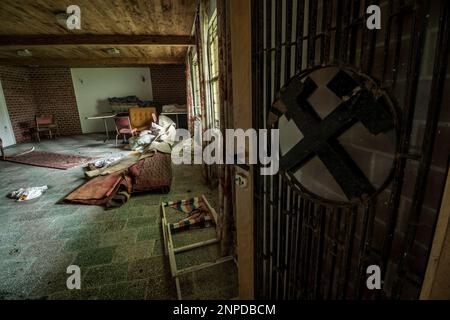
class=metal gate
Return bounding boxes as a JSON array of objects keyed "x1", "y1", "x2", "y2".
[{"x1": 251, "y1": 0, "x2": 450, "y2": 299}]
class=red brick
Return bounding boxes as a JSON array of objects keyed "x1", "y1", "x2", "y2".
[
  {"x1": 150, "y1": 64, "x2": 187, "y2": 106},
  {"x1": 0, "y1": 66, "x2": 36, "y2": 142},
  {"x1": 0, "y1": 66, "x2": 82, "y2": 142},
  {"x1": 29, "y1": 67, "x2": 82, "y2": 136}
]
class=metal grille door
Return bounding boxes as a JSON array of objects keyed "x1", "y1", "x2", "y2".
[{"x1": 251, "y1": 0, "x2": 450, "y2": 299}]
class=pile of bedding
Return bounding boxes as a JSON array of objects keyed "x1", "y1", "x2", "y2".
[
  {"x1": 162, "y1": 104, "x2": 187, "y2": 113},
  {"x1": 127, "y1": 115, "x2": 176, "y2": 153},
  {"x1": 63, "y1": 116, "x2": 176, "y2": 209},
  {"x1": 108, "y1": 95, "x2": 160, "y2": 108}
]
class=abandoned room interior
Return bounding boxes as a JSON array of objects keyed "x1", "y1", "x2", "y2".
[{"x1": 0, "y1": 0, "x2": 449, "y2": 301}]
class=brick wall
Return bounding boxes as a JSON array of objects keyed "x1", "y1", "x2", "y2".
[
  {"x1": 30, "y1": 68, "x2": 82, "y2": 136},
  {"x1": 150, "y1": 64, "x2": 187, "y2": 106},
  {"x1": 0, "y1": 66, "x2": 82, "y2": 143},
  {"x1": 1, "y1": 64, "x2": 188, "y2": 143},
  {"x1": 0, "y1": 66, "x2": 37, "y2": 143}
]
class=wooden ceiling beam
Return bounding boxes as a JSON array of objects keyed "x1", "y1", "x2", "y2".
[
  {"x1": 0, "y1": 57, "x2": 185, "y2": 67},
  {"x1": 0, "y1": 35, "x2": 195, "y2": 47}
]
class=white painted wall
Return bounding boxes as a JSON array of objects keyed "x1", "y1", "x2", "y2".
[
  {"x1": 0, "y1": 79, "x2": 16, "y2": 147},
  {"x1": 71, "y1": 67, "x2": 153, "y2": 133}
]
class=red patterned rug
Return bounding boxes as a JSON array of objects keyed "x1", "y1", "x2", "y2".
[{"x1": 6, "y1": 151, "x2": 99, "y2": 170}]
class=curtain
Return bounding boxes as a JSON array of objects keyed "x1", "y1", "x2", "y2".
[
  {"x1": 185, "y1": 50, "x2": 194, "y2": 134},
  {"x1": 216, "y1": 0, "x2": 236, "y2": 256},
  {"x1": 188, "y1": 0, "x2": 236, "y2": 256},
  {"x1": 194, "y1": 9, "x2": 212, "y2": 185}
]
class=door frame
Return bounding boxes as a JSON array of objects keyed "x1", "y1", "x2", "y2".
[
  {"x1": 230, "y1": 0, "x2": 254, "y2": 299},
  {"x1": 0, "y1": 79, "x2": 16, "y2": 147},
  {"x1": 420, "y1": 165, "x2": 450, "y2": 299}
]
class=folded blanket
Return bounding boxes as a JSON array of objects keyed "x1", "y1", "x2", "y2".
[{"x1": 64, "y1": 171, "x2": 132, "y2": 208}]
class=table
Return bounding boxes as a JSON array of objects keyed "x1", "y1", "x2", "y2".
[{"x1": 85, "y1": 113, "x2": 116, "y2": 142}]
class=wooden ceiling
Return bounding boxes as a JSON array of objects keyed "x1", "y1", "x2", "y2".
[{"x1": 0, "y1": 0, "x2": 197, "y2": 66}]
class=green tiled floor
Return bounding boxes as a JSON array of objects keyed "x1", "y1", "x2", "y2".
[{"x1": 0, "y1": 134, "x2": 237, "y2": 300}]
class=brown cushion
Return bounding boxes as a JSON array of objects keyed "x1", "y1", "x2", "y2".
[{"x1": 129, "y1": 107, "x2": 157, "y2": 131}]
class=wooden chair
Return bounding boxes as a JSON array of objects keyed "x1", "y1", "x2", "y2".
[
  {"x1": 114, "y1": 116, "x2": 137, "y2": 147},
  {"x1": 35, "y1": 115, "x2": 59, "y2": 142},
  {"x1": 129, "y1": 107, "x2": 157, "y2": 132}
]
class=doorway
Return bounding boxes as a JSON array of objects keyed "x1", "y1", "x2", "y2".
[{"x1": 0, "y1": 79, "x2": 15, "y2": 147}]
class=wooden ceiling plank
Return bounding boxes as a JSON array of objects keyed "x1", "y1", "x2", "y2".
[
  {"x1": 0, "y1": 0, "x2": 198, "y2": 36},
  {"x1": 0, "y1": 57, "x2": 185, "y2": 67},
  {"x1": 0, "y1": 35, "x2": 195, "y2": 46}
]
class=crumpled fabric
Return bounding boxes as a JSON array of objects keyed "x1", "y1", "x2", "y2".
[
  {"x1": 93, "y1": 155, "x2": 124, "y2": 168},
  {"x1": 127, "y1": 115, "x2": 176, "y2": 153},
  {"x1": 85, "y1": 152, "x2": 155, "y2": 178},
  {"x1": 8, "y1": 186, "x2": 48, "y2": 201},
  {"x1": 128, "y1": 133, "x2": 156, "y2": 152},
  {"x1": 162, "y1": 104, "x2": 186, "y2": 113},
  {"x1": 108, "y1": 96, "x2": 159, "y2": 108}
]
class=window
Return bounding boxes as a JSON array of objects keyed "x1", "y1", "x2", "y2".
[
  {"x1": 190, "y1": 51, "x2": 201, "y2": 117},
  {"x1": 206, "y1": 11, "x2": 220, "y2": 129}
]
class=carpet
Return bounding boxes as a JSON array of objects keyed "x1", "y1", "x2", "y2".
[{"x1": 5, "y1": 151, "x2": 99, "y2": 170}]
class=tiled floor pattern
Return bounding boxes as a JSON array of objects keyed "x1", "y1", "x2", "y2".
[{"x1": 0, "y1": 134, "x2": 237, "y2": 300}]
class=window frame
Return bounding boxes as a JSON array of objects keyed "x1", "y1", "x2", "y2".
[
  {"x1": 205, "y1": 9, "x2": 220, "y2": 129},
  {"x1": 189, "y1": 49, "x2": 202, "y2": 118}
]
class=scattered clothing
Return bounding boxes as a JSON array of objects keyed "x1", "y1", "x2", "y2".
[
  {"x1": 128, "y1": 133, "x2": 156, "y2": 152},
  {"x1": 92, "y1": 155, "x2": 124, "y2": 169},
  {"x1": 8, "y1": 186, "x2": 48, "y2": 201}
]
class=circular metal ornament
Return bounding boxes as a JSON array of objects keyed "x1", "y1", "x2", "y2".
[{"x1": 268, "y1": 66, "x2": 400, "y2": 205}]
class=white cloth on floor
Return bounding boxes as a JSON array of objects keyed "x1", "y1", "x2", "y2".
[
  {"x1": 8, "y1": 186, "x2": 48, "y2": 201},
  {"x1": 93, "y1": 155, "x2": 124, "y2": 168}
]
